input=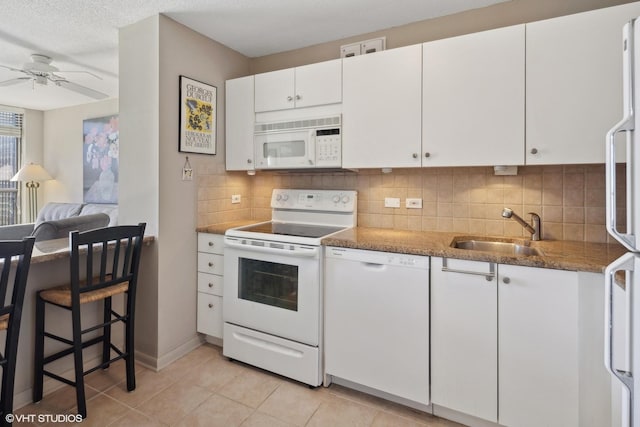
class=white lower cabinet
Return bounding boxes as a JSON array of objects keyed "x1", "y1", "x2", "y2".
[
  {"x1": 431, "y1": 258, "x2": 498, "y2": 422},
  {"x1": 498, "y1": 264, "x2": 578, "y2": 427},
  {"x1": 197, "y1": 233, "x2": 224, "y2": 339},
  {"x1": 431, "y1": 258, "x2": 579, "y2": 427}
]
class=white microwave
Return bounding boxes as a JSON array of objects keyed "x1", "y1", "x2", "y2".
[{"x1": 254, "y1": 116, "x2": 342, "y2": 170}]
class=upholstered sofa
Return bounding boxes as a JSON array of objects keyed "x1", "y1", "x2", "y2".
[{"x1": 0, "y1": 202, "x2": 117, "y2": 242}]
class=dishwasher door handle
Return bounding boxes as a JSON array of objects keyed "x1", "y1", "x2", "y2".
[
  {"x1": 441, "y1": 258, "x2": 495, "y2": 281},
  {"x1": 361, "y1": 262, "x2": 386, "y2": 270}
]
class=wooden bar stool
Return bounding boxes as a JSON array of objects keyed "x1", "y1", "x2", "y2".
[
  {"x1": 32, "y1": 224, "x2": 145, "y2": 419},
  {"x1": 0, "y1": 237, "x2": 35, "y2": 427}
]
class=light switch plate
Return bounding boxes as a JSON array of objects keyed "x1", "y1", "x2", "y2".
[
  {"x1": 231, "y1": 194, "x2": 241, "y2": 204},
  {"x1": 384, "y1": 197, "x2": 401, "y2": 208}
]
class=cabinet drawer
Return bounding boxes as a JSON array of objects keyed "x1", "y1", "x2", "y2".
[
  {"x1": 197, "y1": 253, "x2": 224, "y2": 275},
  {"x1": 197, "y1": 294, "x2": 223, "y2": 338},
  {"x1": 198, "y1": 272, "x2": 223, "y2": 296},
  {"x1": 197, "y1": 233, "x2": 225, "y2": 254}
]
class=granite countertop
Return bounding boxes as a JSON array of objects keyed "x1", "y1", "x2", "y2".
[
  {"x1": 196, "y1": 220, "x2": 265, "y2": 235},
  {"x1": 321, "y1": 227, "x2": 627, "y2": 274},
  {"x1": 197, "y1": 221, "x2": 625, "y2": 274}
]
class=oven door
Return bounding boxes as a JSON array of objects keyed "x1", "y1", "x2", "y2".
[
  {"x1": 223, "y1": 236, "x2": 321, "y2": 346},
  {"x1": 254, "y1": 129, "x2": 315, "y2": 169}
]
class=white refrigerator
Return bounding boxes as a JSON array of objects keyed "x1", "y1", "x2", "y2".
[{"x1": 606, "y1": 17, "x2": 640, "y2": 427}]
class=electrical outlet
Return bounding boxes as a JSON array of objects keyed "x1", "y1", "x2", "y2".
[
  {"x1": 406, "y1": 198, "x2": 423, "y2": 209},
  {"x1": 231, "y1": 194, "x2": 241, "y2": 204},
  {"x1": 384, "y1": 197, "x2": 400, "y2": 208}
]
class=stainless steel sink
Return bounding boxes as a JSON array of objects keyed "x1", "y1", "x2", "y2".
[{"x1": 451, "y1": 238, "x2": 543, "y2": 256}]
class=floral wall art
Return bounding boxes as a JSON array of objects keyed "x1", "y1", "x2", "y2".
[{"x1": 83, "y1": 115, "x2": 119, "y2": 204}]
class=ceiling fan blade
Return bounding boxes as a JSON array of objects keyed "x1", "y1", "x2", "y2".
[
  {"x1": 0, "y1": 64, "x2": 24, "y2": 73},
  {"x1": 0, "y1": 77, "x2": 31, "y2": 87},
  {"x1": 56, "y1": 80, "x2": 108, "y2": 99}
]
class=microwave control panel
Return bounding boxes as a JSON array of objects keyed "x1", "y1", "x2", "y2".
[{"x1": 315, "y1": 128, "x2": 341, "y2": 167}]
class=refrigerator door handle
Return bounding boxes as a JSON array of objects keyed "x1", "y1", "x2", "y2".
[
  {"x1": 604, "y1": 253, "x2": 635, "y2": 411},
  {"x1": 606, "y1": 117, "x2": 636, "y2": 251},
  {"x1": 607, "y1": 20, "x2": 636, "y2": 251}
]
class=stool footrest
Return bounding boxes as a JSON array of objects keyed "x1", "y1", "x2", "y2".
[
  {"x1": 42, "y1": 370, "x2": 76, "y2": 388},
  {"x1": 43, "y1": 335, "x2": 104, "y2": 365}
]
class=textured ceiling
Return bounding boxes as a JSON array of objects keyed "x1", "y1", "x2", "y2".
[{"x1": 0, "y1": 0, "x2": 508, "y2": 111}]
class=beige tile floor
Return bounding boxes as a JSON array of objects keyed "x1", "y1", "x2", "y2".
[{"x1": 16, "y1": 344, "x2": 462, "y2": 427}]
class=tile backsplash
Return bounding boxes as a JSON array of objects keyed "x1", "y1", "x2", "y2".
[{"x1": 197, "y1": 164, "x2": 624, "y2": 244}]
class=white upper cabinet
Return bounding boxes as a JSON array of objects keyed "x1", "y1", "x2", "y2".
[
  {"x1": 423, "y1": 25, "x2": 525, "y2": 167},
  {"x1": 526, "y1": 2, "x2": 640, "y2": 164},
  {"x1": 342, "y1": 44, "x2": 423, "y2": 169},
  {"x1": 225, "y1": 76, "x2": 255, "y2": 171},
  {"x1": 254, "y1": 59, "x2": 342, "y2": 112}
]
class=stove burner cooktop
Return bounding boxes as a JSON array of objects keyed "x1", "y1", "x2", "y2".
[{"x1": 238, "y1": 222, "x2": 345, "y2": 239}]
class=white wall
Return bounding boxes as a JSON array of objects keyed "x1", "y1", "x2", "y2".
[
  {"x1": 42, "y1": 99, "x2": 119, "y2": 205},
  {"x1": 119, "y1": 15, "x2": 161, "y2": 361}
]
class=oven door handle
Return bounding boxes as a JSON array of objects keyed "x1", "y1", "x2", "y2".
[{"x1": 225, "y1": 239, "x2": 320, "y2": 257}]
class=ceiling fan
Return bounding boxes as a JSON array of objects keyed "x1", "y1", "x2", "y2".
[{"x1": 0, "y1": 54, "x2": 108, "y2": 100}]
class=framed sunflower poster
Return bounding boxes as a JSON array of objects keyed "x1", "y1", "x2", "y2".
[{"x1": 179, "y1": 76, "x2": 216, "y2": 155}]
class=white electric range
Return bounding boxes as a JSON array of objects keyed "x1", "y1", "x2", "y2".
[{"x1": 223, "y1": 189, "x2": 357, "y2": 386}]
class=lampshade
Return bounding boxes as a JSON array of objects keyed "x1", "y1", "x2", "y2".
[{"x1": 10, "y1": 163, "x2": 52, "y2": 182}]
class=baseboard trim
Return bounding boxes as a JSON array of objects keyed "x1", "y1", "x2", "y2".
[{"x1": 155, "y1": 335, "x2": 204, "y2": 371}]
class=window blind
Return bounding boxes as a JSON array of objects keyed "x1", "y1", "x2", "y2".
[{"x1": 0, "y1": 111, "x2": 23, "y2": 138}]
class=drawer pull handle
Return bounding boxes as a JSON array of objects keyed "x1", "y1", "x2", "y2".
[
  {"x1": 208, "y1": 262, "x2": 214, "y2": 267},
  {"x1": 502, "y1": 277, "x2": 511, "y2": 284},
  {"x1": 208, "y1": 242, "x2": 214, "y2": 246},
  {"x1": 208, "y1": 283, "x2": 213, "y2": 288},
  {"x1": 208, "y1": 303, "x2": 214, "y2": 308}
]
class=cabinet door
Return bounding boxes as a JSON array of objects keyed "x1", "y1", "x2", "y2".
[
  {"x1": 423, "y1": 25, "x2": 524, "y2": 167},
  {"x1": 431, "y1": 258, "x2": 498, "y2": 422},
  {"x1": 526, "y1": 2, "x2": 640, "y2": 164},
  {"x1": 197, "y1": 293, "x2": 223, "y2": 338},
  {"x1": 342, "y1": 45, "x2": 422, "y2": 168},
  {"x1": 225, "y1": 76, "x2": 255, "y2": 171},
  {"x1": 254, "y1": 68, "x2": 295, "y2": 112},
  {"x1": 295, "y1": 59, "x2": 342, "y2": 108},
  {"x1": 498, "y1": 264, "x2": 579, "y2": 427}
]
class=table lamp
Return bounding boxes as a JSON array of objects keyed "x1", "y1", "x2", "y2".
[{"x1": 10, "y1": 163, "x2": 52, "y2": 223}]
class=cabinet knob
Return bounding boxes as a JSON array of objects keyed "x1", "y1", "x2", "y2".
[
  {"x1": 286, "y1": 96, "x2": 293, "y2": 101},
  {"x1": 424, "y1": 152, "x2": 431, "y2": 158},
  {"x1": 530, "y1": 148, "x2": 538, "y2": 155},
  {"x1": 295, "y1": 94, "x2": 301, "y2": 100},
  {"x1": 412, "y1": 153, "x2": 418, "y2": 159},
  {"x1": 502, "y1": 277, "x2": 511, "y2": 284},
  {"x1": 208, "y1": 241, "x2": 214, "y2": 247},
  {"x1": 208, "y1": 262, "x2": 214, "y2": 267},
  {"x1": 208, "y1": 283, "x2": 213, "y2": 288},
  {"x1": 247, "y1": 159, "x2": 252, "y2": 164},
  {"x1": 208, "y1": 303, "x2": 214, "y2": 308}
]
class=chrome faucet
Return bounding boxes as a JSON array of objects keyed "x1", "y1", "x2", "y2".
[{"x1": 502, "y1": 208, "x2": 541, "y2": 241}]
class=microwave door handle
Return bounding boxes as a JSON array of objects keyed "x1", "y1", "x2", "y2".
[{"x1": 308, "y1": 129, "x2": 316, "y2": 166}]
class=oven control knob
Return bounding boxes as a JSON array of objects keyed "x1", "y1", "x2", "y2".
[
  {"x1": 276, "y1": 194, "x2": 282, "y2": 201},
  {"x1": 282, "y1": 194, "x2": 289, "y2": 201},
  {"x1": 341, "y1": 196, "x2": 350, "y2": 204},
  {"x1": 332, "y1": 195, "x2": 340, "y2": 203}
]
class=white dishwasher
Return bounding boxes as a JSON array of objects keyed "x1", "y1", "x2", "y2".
[{"x1": 324, "y1": 246, "x2": 430, "y2": 406}]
